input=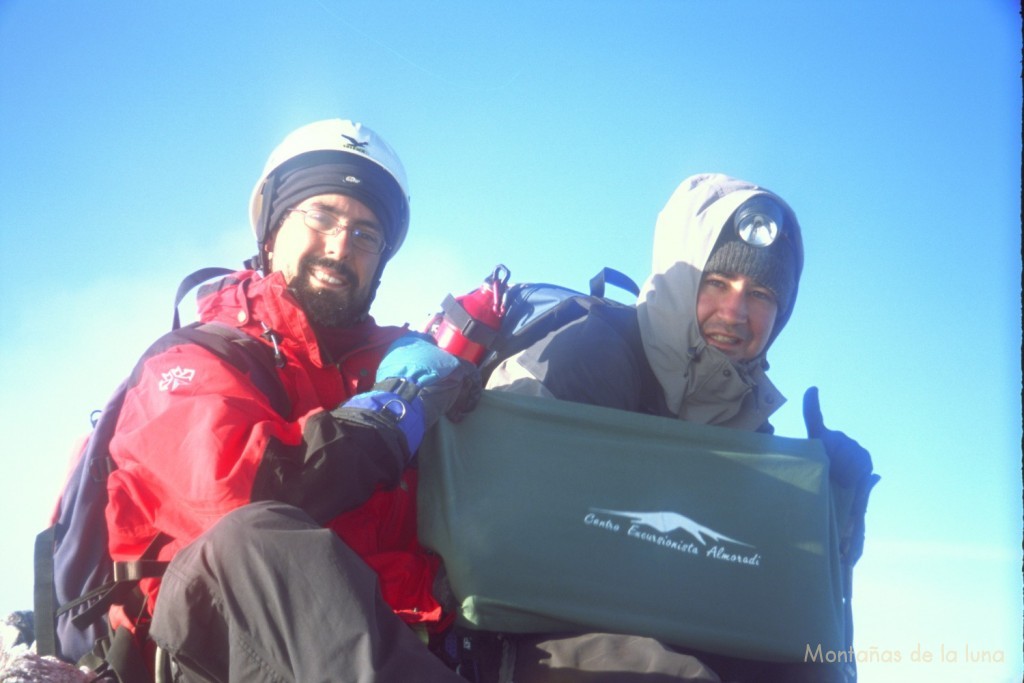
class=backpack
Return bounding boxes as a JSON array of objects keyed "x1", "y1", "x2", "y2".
[
  {"x1": 424, "y1": 266, "x2": 872, "y2": 682},
  {"x1": 424, "y1": 264, "x2": 642, "y2": 384},
  {"x1": 33, "y1": 268, "x2": 289, "y2": 678}
]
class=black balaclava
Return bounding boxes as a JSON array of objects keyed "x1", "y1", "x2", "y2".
[{"x1": 255, "y1": 150, "x2": 407, "y2": 319}]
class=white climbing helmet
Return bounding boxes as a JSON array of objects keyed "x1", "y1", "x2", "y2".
[{"x1": 249, "y1": 119, "x2": 411, "y2": 255}]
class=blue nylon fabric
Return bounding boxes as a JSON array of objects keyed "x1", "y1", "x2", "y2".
[{"x1": 375, "y1": 333, "x2": 461, "y2": 386}]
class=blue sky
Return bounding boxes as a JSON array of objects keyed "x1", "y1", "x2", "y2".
[{"x1": 0, "y1": 2, "x2": 1020, "y2": 680}]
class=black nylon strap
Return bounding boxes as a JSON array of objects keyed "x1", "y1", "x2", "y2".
[
  {"x1": 67, "y1": 583, "x2": 131, "y2": 630},
  {"x1": 441, "y1": 295, "x2": 500, "y2": 348},
  {"x1": 33, "y1": 527, "x2": 58, "y2": 657},
  {"x1": 172, "y1": 267, "x2": 235, "y2": 330},
  {"x1": 174, "y1": 322, "x2": 291, "y2": 418},
  {"x1": 63, "y1": 532, "x2": 171, "y2": 628},
  {"x1": 100, "y1": 626, "x2": 151, "y2": 683},
  {"x1": 112, "y1": 559, "x2": 170, "y2": 583},
  {"x1": 372, "y1": 377, "x2": 422, "y2": 402}
]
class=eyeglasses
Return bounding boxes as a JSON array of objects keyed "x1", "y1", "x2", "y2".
[{"x1": 286, "y1": 208, "x2": 388, "y2": 255}]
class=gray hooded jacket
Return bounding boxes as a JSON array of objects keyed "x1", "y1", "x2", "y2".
[
  {"x1": 488, "y1": 173, "x2": 804, "y2": 432},
  {"x1": 637, "y1": 173, "x2": 803, "y2": 430}
]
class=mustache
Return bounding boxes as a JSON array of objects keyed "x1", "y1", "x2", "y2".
[
  {"x1": 304, "y1": 256, "x2": 358, "y2": 287},
  {"x1": 702, "y1": 323, "x2": 749, "y2": 340}
]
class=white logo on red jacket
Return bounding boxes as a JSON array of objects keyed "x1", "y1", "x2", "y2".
[{"x1": 159, "y1": 367, "x2": 196, "y2": 392}]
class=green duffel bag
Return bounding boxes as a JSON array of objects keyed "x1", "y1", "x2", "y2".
[{"x1": 418, "y1": 390, "x2": 847, "y2": 662}]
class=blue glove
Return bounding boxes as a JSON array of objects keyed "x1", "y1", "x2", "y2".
[
  {"x1": 803, "y1": 386, "x2": 879, "y2": 569},
  {"x1": 376, "y1": 332, "x2": 482, "y2": 423},
  {"x1": 343, "y1": 333, "x2": 481, "y2": 456},
  {"x1": 802, "y1": 386, "x2": 873, "y2": 488},
  {"x1": 341, "y1": 389, "x2": 428, "y2": 459}
]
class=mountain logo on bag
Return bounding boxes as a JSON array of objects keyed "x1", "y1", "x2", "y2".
[
  {"x1": 585, "y1": 507, "x2": 762, "y2": 568},
  {"x1": 589, "y1": 508, "x2": 752, "y2": 547}
]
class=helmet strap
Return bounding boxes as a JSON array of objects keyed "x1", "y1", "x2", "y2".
[{"x1": 244, "y1": 253, "x2": 265, "y2": 273}]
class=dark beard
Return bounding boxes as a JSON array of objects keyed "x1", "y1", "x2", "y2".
[{"x1": 290, "y1": 255, "x2": 372, "y2": 328}]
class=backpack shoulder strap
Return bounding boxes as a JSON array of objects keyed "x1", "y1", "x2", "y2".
[
  {"x1": 588, "y1": 267, "x2": 640, "y2": 298},
  {"x1": 32, "y1": 527, "x2": 58, "y2": 657},
  {"x1": 34, "y1": 314, "x2": 290, "y2": 664},
  {"x1": 174, "y1": 322, "x2": 291, "y2": 417},
  {"x1": 172, "y1": 267, "x2": 235, "y2": 330}
]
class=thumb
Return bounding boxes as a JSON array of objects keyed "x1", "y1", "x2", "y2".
[{"x1": 803, "y1": 386, "x2": 826, "y2": 438}]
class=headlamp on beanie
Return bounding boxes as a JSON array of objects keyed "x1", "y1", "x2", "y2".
[
  {"x1": 733, "y1": 196, "x2": 783, "y2": 247},
  {"x1": 705, "y1": 196, "x2": 796, "y2": 314}
]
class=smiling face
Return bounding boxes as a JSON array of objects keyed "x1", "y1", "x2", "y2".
[
  {"x1": 696, "y1": 272, "x2": 779, "y2": 362},
  {"x1": 265, "y1": 193, "x2": 384, "y2": 328}
]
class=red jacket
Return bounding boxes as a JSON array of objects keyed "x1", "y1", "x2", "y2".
[{"x1": 105, "y1": 270, "x2": 446, "y2": 632}]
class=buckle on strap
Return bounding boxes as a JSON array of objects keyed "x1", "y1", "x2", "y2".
[
  {"x1": 373, "y1": 377, "x2": 421, "y2": 402},
  {"x1": 442, "y1": 295, "x2": 500, "y2": 347},
  {"x1": 112, "y1": 559, "x2": 168, "y2": 583}
]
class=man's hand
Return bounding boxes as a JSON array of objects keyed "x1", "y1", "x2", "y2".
[
  {"x1": 803, "y1": 387, "x2": 879, "y2": 568},
  {"x1": 335, "y1": 334, "x2": 482, "y2": 459},
  {"x1": 375, "y1": 333, "x2": 482, "y2": 425},
  {"x1": 802, "y1": 386, "x2": 873, "y2": 488}
]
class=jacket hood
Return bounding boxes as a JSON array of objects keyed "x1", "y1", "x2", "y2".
[{"x1": 636, "y1": 173, "x2": 804, "y2": 426}]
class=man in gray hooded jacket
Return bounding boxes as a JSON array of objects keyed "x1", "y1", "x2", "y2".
[{"x1": 485, "y1": 173, "x2": 876, "y2": 682}]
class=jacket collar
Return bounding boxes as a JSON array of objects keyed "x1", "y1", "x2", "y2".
[{"x1": 194, "y1": 269, "x2": 339, "y2": 369}]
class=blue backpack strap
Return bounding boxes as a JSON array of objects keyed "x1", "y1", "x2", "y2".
[{"x1": 589, "y1": 267, "x2": 640, "y2": 298}]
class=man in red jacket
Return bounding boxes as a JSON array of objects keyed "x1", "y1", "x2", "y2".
[{"x1": 105, "y1": 119, "x2": 479, "y2": 681}]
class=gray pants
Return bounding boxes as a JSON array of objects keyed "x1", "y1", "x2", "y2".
[
  {"x1": 509, "y1": 633, "x2": 848, "y2": 683},
  {"x1": 510, "y1": 634, "x2": 721, "y2": 682},
  {"x1": 149, "y1": 501, "x2": 462, "y2": 683}
]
